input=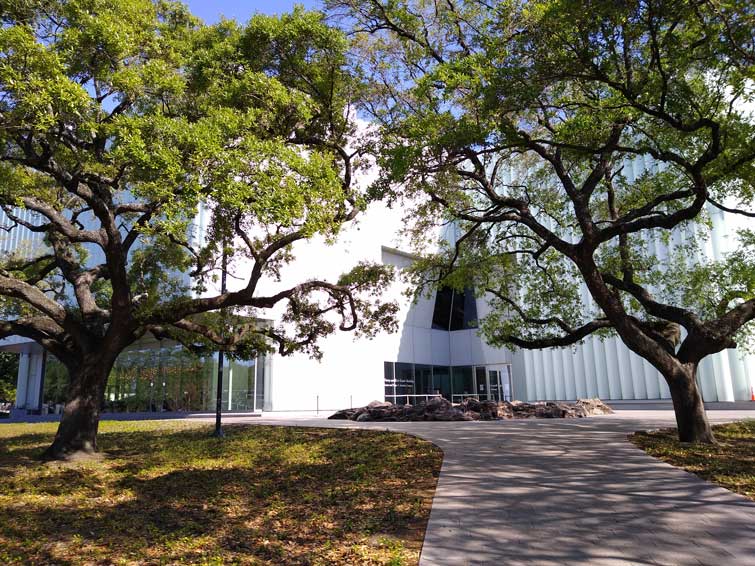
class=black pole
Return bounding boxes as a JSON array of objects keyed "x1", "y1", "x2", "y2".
[{"x1": 213, "y1": 247, "x2": 228, "y2": 438}]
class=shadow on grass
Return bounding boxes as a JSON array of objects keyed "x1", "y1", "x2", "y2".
[{"x1": 0, "y1": 423, "x2": 441, "y2": 565}]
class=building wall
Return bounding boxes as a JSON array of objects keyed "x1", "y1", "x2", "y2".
[{"x1": 508, "y1": 156, "x2": 755, "y2": 402}]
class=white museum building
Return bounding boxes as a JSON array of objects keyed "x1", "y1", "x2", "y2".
[{"x1": 3, "y1": 155, "x2": 755, "y2": 415}]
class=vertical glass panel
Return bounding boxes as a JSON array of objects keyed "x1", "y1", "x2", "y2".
[
  {"x1": 383, "y1": 361, "x2": 395, "y2": 401},
  {"x1": 394, "y1": 363, "x2": 414, "y2": 405},
  {"x1": 414, "y1": 364, "x2": 433, "y2": 396},
  {"x1": 205, "y1": 352, "x2": 220, "y2": 412},
  {"x1": 432, "y1": 366, "x2": 451, "y2": 400},
  {"x1": 489, "y1": 370, "x2": 501, "y2": 402},
  {"x1": 228, "y1": 358, "x2": 255, "y2": 412},
  {"x1": 431, "y1": 287, "x2": 454, "y2": 330},
  {"x1": 475, "y1": 366, "x2": 487, "y2": 399},
  {"x1": 449, "y1": 290, "x2": 465, "y2": 330},
  {"x1": 452, "y1": 366, "x2": 474, "y2": 401},
  {"x1": 255, "y1": 354, "x2": 266, "y2": 411},
  {"x1": 463, "y1": 288, "x2": 479, "y2": 329}
]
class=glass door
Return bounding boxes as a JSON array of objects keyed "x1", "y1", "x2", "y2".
[
  {"x1": 488, "y1": 370, "x2": 502, "y2": 402},
  {"x1": 475, "y1": 367, "x2": 487, "y2": 400}
]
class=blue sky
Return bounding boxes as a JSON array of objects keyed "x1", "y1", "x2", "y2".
[{"x1": 185, "y1": 1, "x2": 322, "y2": 24}]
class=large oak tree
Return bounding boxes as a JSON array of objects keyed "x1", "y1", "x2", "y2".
[
  {"x1": 328, "y1": 0, "x2": 755, "y2": 443},
  {"x1": 0, "y1": 0, "x2": 396, "y2": 459}
]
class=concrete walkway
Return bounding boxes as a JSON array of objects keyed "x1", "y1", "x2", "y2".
[{"x1": 204, "y1": 410, "x2": 755, "y2": 566}]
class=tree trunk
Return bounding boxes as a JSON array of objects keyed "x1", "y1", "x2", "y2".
[
  {"x1": 667, "y1": 364, "x2": 716, "y2": 444},
  {"x1": 42, "y1": 361, "x2": 109, "y2": 460}
]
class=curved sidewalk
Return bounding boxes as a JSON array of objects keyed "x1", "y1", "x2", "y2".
[{"x1": 213, "y1": 410, "x2": 755, "y2": 566}]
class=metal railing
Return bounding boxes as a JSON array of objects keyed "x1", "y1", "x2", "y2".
[
  {"x1": 385, "y1": 393, "x2": 442, "y2": 406},
  {"x1": 385, "y1": 393, "x2": 513, "y2": 405},
  {"x1": 451, "y1": 393, "x2": 480, "y2": 402}
]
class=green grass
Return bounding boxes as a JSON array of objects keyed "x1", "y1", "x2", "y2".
[
  {"x1": 0, "y1": 421, "x2": 442, "y2": 565},
  {"x1": 630, "y1": 419, "x2": 755, "y2": 501}
]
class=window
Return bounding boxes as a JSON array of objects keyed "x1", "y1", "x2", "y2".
[
  {"x1": 384, "y1": 361, "x2": 395, "y2": 400},
  {"x1": 432, "y1": 365, "x2": 451, "y2": 399},
  {"x1": 414, "y1": 364, "x2": 433, "y2": 395},
  {"x1": 395, "y1": 362, "x2": 415, "y2": 400},
  {"x1": 461, "y1": 288, "x2": 479, "y2": 329},
  {"x1": 451, "y1": 366, "x2": 474, "y2": 399},
  {"x1": 431, "y1": 287, "x2": 454, "y2": 330},
  {"x1": 432, "y1": 286, "x2": 478, "y2": 331}
]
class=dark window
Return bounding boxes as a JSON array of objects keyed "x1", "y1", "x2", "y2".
[
  {"x1": 383, "y1": 361, "x2": 395, "y2": 400},
  {"x1": 432, "y1": 286, "x2": 478, "y2": 331},
  {"x1": 414, "y1": 364, "x2": 433, "y2": 395},
  {"x1": 450, "y1": 288, "x2": 465, "y2": 330},
  {"x1": 462, "y1": 288, "x2": 478, "y2": 329},
  {"x1": 395, "y1": 363, "x2": 415, "y2": 401},
  {"x1": 452, "y1": 366, "x2": 474, "y2": 398},
  {"x1": 475, "y1": 366, "x2": 487, "y2": 396},
  {"x1": 431, "y1": 286, "x2": 454, "y2": 330},
  {"x1": 432, "y1": 366, "x2": 451, "y2": 400}
]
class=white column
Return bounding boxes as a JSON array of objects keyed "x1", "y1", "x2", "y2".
[
  {"x1": 642, "y1": 358, "x2": 660, "y2": 399},
  {"x1": 523, "y1": 349, "x2": 536, "y2": 401},
  {"x1": 25, "y1": 352, "x2": 43, "y2": 410},
  {"x1": 581, "y1": 338, "x2": 600, "y2": 398},
  {"x1": 616, "y1": 342, "x2": 635, "y2": 399},
  {"x1": 532, "y1": 350, "x2": 545, "y2": 400},
  {"x1": 542, "y1": 350, "x2": 555, "y2": 400},
  {"x1": 592, "y1": 337, "x2": 611, "y2": 399},
  {"x1": 629, "y1": 352, "x2": 647, "y2": 399},
  {"x1": 698, "y1": 355, "x2": 718, "y2": 402},
  {"x1": 572, "y1": 344, "x2": 586, "y2": 398},
  {"x1": 15, "y1": 353, "x2": 30, "y2": 409},
  {"x1": 727, "y1": 349, "x2": 749, "y2": 401},
  {"x1": 711, "y1": 351, "x2": 735, "y2": 402},
  {"x1": 564, "y1": 347, "x2": 579, "y2": 399},
  {"x1": 604, "y1": 338, "x2": 622, "y2": 399},
  {"x1": 551, "y1": 349, "x2": 565, "y2": 400}
]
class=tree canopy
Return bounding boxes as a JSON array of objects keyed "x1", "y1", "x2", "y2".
[
  {"x1": 0, "y1": 0, "x2": 396, "y2": 457},
  {"x1": 327, "y1": 0, "x2": 755, "y2": 442}
]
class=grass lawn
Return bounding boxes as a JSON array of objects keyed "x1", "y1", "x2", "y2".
[
  {"x1": 0, "y1": 421, "x2": 442, "y2": 566},
  {"x1": 630, "y1": 419, "x2": 755, "y2": 501}
]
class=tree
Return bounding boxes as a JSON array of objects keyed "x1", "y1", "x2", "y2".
[
  {"x1": 327, "y1": 0, "x2": 755, "y2": 443},
  {"x1": 0, "y1": 0, "x2": 396, "y2": 459},
  {"x1": 0, "y1": 351, "x2": 18, "y2": 402}
]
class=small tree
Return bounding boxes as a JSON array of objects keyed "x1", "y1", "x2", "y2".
[
  {"x1": 0, "y1": 1, "x2": 396, "y2": 459},
  {"x1": 328, "y1": 0, "x2": 755, "y2": 443}
]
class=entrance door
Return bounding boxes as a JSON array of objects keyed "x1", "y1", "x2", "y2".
[
  {"x1": 475, "y1": 367, "x2": 487, "y2": 399},
  {"x1": 488, "y1": 370, "x2": 502, "y2": 402}
]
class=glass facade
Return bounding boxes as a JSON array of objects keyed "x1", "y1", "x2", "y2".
[
  {"x1": 415, "y1": 364, "x2": 433, "y2": 395},
  {"x1": 432, "y1": 365, "x2": 451, "y2": 400},
  {"x1": 384, "y1": 361, "x2": 395, "y2": 400},
  {"x1": 451, "y1": 366, "x2": 474, "y2": 401},
  {"x1": 42, "y1": 342, "x2": 265, "y2": 413},
  {"x1": 395, "y1": 362, "x2": 415, "y2": 398},
  {"x1": 383, "y1": 362, "x2": 511, "y2": 404}
]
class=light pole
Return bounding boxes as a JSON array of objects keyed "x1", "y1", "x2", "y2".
[{"x1": 213, "y1": 246, "x2": 227, "y2": 438}]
